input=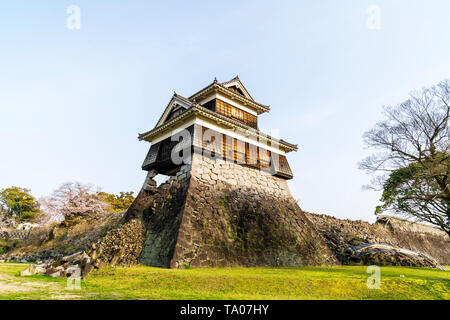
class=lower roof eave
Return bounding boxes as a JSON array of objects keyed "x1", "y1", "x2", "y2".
[{"x1": 138, "y1": 106, "x2": 299, "y2": 152}]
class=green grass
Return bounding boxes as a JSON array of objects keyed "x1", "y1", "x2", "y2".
[{"x1": 0, "y1": 263, "x2": 448, "y2": 300}]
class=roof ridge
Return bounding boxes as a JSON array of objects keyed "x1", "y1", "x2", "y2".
[
  {"x1": 216, "y1": 82, "x2": 269, "y2": 109},
  {"x1": 173, "y1": 92, "x2": 192, "y2": 104},
  {"x1": 189, "y1": 78, "x2": 270, "y2": 111}
]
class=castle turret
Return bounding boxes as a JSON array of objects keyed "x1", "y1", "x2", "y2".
[
  {"x1": 139, "y1": 76, "x2": 297, "y2": 181},
  {"x1": 134, "y1": 77, "x2": 336, "y2": 268}
]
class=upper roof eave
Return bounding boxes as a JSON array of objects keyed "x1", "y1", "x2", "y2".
[
  {"x1": 188, "y1": 81, "x2": 270, "y2": 114},
  {"x1": 138, "y1": 105, "x2": 298, "y2": 152}
]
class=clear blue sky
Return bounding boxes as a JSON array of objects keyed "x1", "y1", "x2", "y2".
[{"x1": 1, "y1": 1, "x2": 449, "y2": 222}]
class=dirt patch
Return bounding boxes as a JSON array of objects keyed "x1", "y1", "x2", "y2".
[
  {"x1": 0, "y1": 269, "x2": 82, "y2": 299},
  {"x1": 0, "y1": 281, "x2": 34, "y2": 293},
  {"x1": 48, "y1": 292, "x2": 83, "y2": 300},
  {"x1": 0, "y1": 273, "x2": 47, "y2": 293}
]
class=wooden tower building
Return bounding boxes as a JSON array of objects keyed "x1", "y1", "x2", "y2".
[
  {"x1": 139, "y1": 76, "x2": 297, "y2": 181},
  {"x1": 131, "y1": 77, "x2": 335, "y2": 268}
]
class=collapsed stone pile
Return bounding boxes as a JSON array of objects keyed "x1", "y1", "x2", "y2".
[
  {"x1": 3, "y1": 250, "x2": 63, "y2": 264},
  {"x1": 343, "y1": 243, "x2": 441, "y2": 268},
  {"x1": 20, "y1": 251, "x2": 93, "y2": 278},
  {"x1": 306, "y1": 212, "x2": 450, "y2": 266},
  {"x1": 19, "y1": 218, "x2": 146, "y2": 279},
  {"x1": 88, "y1": 218, "x2": 146, "y2": 268}
]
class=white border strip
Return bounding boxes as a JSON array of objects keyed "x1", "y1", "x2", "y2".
[{"x1": 150, "y1": 117, "x2": 285, "y2": 155}]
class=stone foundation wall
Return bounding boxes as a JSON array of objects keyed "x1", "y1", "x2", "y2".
[
  {"x1": 139, "y1": 171, "x2": 190, "y2": 267},
  {"x1": 92, "y1": 151, "x2": 448, "y2": 269},
  {"x1": 306, "y1": 212, "x2": 450, "y2": 265},
  {"x1": 168, "y1": 153, "x2": 337, "y2": 268},
  {"x1": 0, "y1": 229, "x2": 30, "y2": 240},
  {"x1": 377, "y1": 215, "x2": 448, "y2": 237}
]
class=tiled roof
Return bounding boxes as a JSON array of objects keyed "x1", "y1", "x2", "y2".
[
  {"x1": 188, "y1": 78, "x2": 270, "y2": 114},
  {"x1": 219, "y1": 75, "x2": 254, "y2": 100},
  {"x1": 139, "y1": 104, "x2": 298, "y2": 152}
]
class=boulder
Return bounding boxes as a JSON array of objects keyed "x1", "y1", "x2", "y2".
[
  {"x1": 48, "y1": 270, "x2": 65, "y2": 278},
  {"x1": 21, "y1": 251, "x2": 97, "y2": 279},
  {"x1": 61, "y1": 251, "x2": 84, "y2": 264},
  {"x1": 46, "y1": 266, "x2": 66, "y2": 278},
  {"x1": 79, "y1": 253, "x2": 91, "y2": 268},
  {"x1": 20, "y1": 265, "x2": 34, "y2": 276},
  {"x1": 343, "y1": 243, "x2": 441, "y2": 268},
  {"x1": 92, "y1": 259, "x2": 107, "y2": 269},
  {"x1": 20, "y1": 264, "x2": 47, "y2": 276},
  {"x1": 33, "y1": 264, "x2": 48, "y2": 275},
  {"x1": 81, "y1": 262, "x2": 94, "y2": 278}
]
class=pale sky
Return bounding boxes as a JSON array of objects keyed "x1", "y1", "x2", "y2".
[{"x1": 1, "y1": 1, "x2": 449, "y2": 222}]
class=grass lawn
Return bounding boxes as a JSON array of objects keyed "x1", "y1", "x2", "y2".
[{"x1": 0, "y1": 263, "x2": 448, "y2": 300}]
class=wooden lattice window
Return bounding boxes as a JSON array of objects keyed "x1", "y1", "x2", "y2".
[
  {"x1": 235, "y1": 139, "x2": 245, "y2": 164},
  {"x1": 201, "y1": 126, "x2": 211, "y2": 148},
  {"x1": 277, "y1": 155, "x2": 292, "y2": 176},
  {"x1": 259, "y1": 148, "x2": 271, "y2": 169},
  {"x1": 246, "y1": 142, "x2": 258, "y2": 165},
  {"x1": 157, "y1": 140, "x2": 172, "y2": 162},
  {"x1": 222, "y1": 135, "x2": 235, "y2": 161},
  {"x1": 216, "y1": 99, "x2": 257, "y2": 129}
]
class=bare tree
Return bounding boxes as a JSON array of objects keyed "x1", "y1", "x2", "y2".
[
  {"x1": 41, "y1": 182, "x2": 111, "y2": 221},
  {"x1": 0, "y1": 209, "x2": 15, "y2": 230},
  {"x1": 360, "y1": 80, "x2": 449, "y2": 236}
]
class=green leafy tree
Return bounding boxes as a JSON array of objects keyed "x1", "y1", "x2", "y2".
[
  {"x1": 360, "y1": 80, "x2": 449, "y2": 236},
  {"x1": 0, "y1": 186, "x2": 40, "y2": 221},
  {"x1": 98, "y1": 191, "x2": 135, "y2": 212}
]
